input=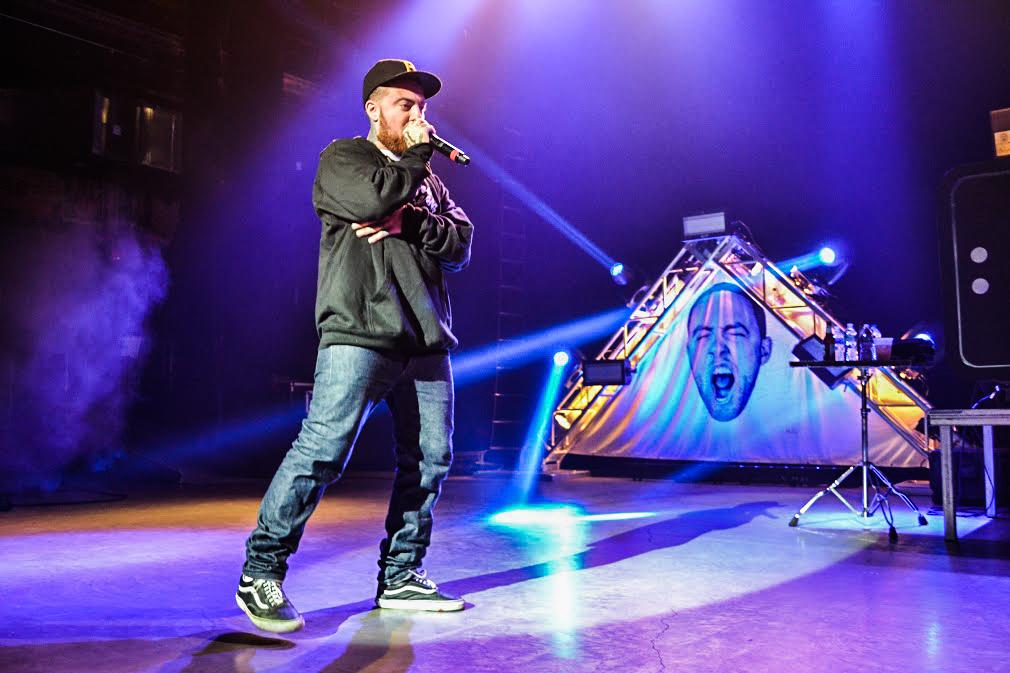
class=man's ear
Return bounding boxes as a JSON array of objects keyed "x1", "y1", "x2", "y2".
[
  {"x1": 760, "y1": 336, "x2": 772, "y2": 364},
  {"x1": 364, "y1": 99, "x2": 379, "y2": 123}
]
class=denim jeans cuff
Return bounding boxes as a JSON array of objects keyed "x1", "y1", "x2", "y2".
[
  {"x1": 382, "y1": 565, "x2": 418, "y2": 586},
  {"x1": 242, "y1": 569, "x2": 286, "y2": 582}
]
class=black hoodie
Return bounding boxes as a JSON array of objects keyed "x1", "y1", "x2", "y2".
[{"x1": 311, "y1": 137, "x2": 473, "y2": 353}]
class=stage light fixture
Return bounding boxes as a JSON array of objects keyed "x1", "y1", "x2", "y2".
[
  {"x1": 683, "y1": 212, "x2": 727, "y2": 239},
  {"x1": 581, "y1": 359, "x2": 632, "y2": 385},
  {"x1": 610, "y1": 262, "x2": 628, "y2": 286},
  {"x1": 818, "y1": 246, "x2": 837, "y2": 265},
  {"x1": 553, "y1": 350, "x2": 571, "y2": 367},
  {"x1": 553, "y1": 410, "x2": 576, "y2": 430}
]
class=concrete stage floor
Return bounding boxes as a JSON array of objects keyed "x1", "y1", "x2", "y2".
[{"x1": 1, "y1": 474, "x2": 1009, "y2": 673}]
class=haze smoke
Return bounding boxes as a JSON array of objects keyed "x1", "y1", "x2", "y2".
[{"x1": 2, "y1": 221, "x2": 168, "y2": 490}]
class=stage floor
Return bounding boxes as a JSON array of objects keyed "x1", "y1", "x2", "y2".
[{"x1": 1, "y1": 474, "x2": 1008, "y2": 673}]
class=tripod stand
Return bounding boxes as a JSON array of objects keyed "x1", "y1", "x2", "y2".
[{"x1": 788, "y1": 362, "x2": 928, "y2": 541}]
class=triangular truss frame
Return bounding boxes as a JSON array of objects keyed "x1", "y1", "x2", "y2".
[{"x1": 543, "y1": 234, "x2": 931, "y2": 470}]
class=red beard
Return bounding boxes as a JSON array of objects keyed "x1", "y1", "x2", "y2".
[{"x1": 377, "y1": 113, "x2": 408, "y2": 154}]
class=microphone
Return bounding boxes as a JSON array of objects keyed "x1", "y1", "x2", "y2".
[{"x1": 429, "y1": 134, "x2": 471, "y2": 166}]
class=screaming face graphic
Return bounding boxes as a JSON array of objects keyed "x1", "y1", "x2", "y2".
[{"x1": 686, "y1": 283, "x2": 773, "y2": 422}]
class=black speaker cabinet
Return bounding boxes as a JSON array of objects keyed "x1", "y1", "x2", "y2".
[{"x1": 939, "y1": 158, "x2": 1010, "y2": 380}]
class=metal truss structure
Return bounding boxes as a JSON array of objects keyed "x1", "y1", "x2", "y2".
[{"x1": 542, "y1": 234, "x2": 932, "y2": 471}]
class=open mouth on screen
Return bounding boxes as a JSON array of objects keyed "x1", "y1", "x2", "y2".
[{"x1": 712, "y1": 372, "x2": 735, "y2": 400}]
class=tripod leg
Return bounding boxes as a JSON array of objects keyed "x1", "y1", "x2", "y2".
[
  {"x1": 868, "y1": 463, "x2": 928, "y2": 526},
  {"x1": 866, "y1": 468, "x2": 900, "y2": 542},
  {"x1": 789, "y1": 465, "x2": 858, "y2": 527}
]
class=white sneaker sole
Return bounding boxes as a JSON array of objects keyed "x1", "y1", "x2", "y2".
[
  {"x1": 235, "y1": 593, "x2": 305, "y2": 633},
  {"x1": 376, "y1": 596, "x2": 465, "y2": 612}
]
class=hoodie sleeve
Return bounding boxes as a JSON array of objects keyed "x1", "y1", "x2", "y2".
[
  {"x1": 312, "y1": 139, "x2": 434, "y2": 223},
  {"x1": 403, "y1": 177, "x2": 473, "y2": 273}
]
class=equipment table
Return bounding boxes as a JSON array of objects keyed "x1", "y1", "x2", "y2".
[{"x1": 927, "y1": 408, "x2": 1009, "y2": 541}]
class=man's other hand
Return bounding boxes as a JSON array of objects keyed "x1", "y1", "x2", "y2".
[{"x1": 352, "y1": 205, "x2": 410, "y2": 244}]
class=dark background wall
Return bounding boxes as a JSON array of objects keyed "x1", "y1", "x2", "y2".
[{"x1": 2, "y1": 0, "x2": 1009, "y2": 487}]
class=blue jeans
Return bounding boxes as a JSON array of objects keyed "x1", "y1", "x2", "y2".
[{"x1": 243, "y1": 345, "x2": 454, "y2": 585}]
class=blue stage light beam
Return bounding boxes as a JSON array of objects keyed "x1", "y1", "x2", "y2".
[
  {"x1": 141, "y1": 401, "x2": 307, "y2": 467},
  {"x1": 453, "y1": 307, "x2": 629, "y2": 386},
  {"x1": 141, "y1": 309, "x2": 627, "y2": 470},
  {"x1": 488, "y1": 505, "x2": 656, "y2": 527},
  {"x1": 580, "y1": 511, "x2": 656, "y2": 522},
  {"x1": 512, "y1": 354, "x2": 571, "y2": 502},
  {"x1": 490, "y1": 505, "x2": 581, "y2": 527},
  {"x1": 435, "y1": 121, "x2": 620, "y2": 275},
  {"x1": 779, "y1": 244, "x2": 844, "y2": 272}
]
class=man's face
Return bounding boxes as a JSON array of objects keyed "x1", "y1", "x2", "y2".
[
  {"x1": 686, "y1": 289, "x2": 772, "y2": 422},
  {"x1": 366, "y1": 79, "x2": 427, "y2": 154}
]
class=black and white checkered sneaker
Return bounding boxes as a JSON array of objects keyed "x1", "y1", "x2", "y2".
[
  {"x1": 236, "y1": 574, "x2": 305, "y2": 633},
  {"x1": 376, "y1": 569, "x2": 464, "y2": 612}
]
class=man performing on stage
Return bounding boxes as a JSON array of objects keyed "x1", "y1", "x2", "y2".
[{"x1": 236, "y1": 59, "x2": 474, "y2": 633}]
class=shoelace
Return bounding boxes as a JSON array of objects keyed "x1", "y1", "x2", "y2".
[
  {"x1": 256, "y1": 579, "x2": 286, "y2": 607},
  {"x1": 408, "y1": 569, "x2": 436, "y2": 590}
]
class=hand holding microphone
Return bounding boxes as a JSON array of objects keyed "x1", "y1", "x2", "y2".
[
  {"x1": 403, "y1": 118, "x2": 435, "y2": 149},
  {"x1": 404, "y1": 118, "x2": 470, "y2": 166}
]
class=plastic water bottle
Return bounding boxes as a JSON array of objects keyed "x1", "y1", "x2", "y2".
[
  {"x1": 869, "y1": 325, "x2": 881, "y2": 360},
  {"x1": 858, "y1": 324, "x2": 874, "y2": 360},
  {"x1": 844, "y1": 323, "x2": 858, "y2": 361},
  {"x1": 832, "y1": 326, "x2": 845, "y2": 362}
]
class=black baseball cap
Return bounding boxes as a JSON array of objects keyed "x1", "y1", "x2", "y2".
[{"x1": 362, "y1": 59, "x2": 442, "y2": 106}]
